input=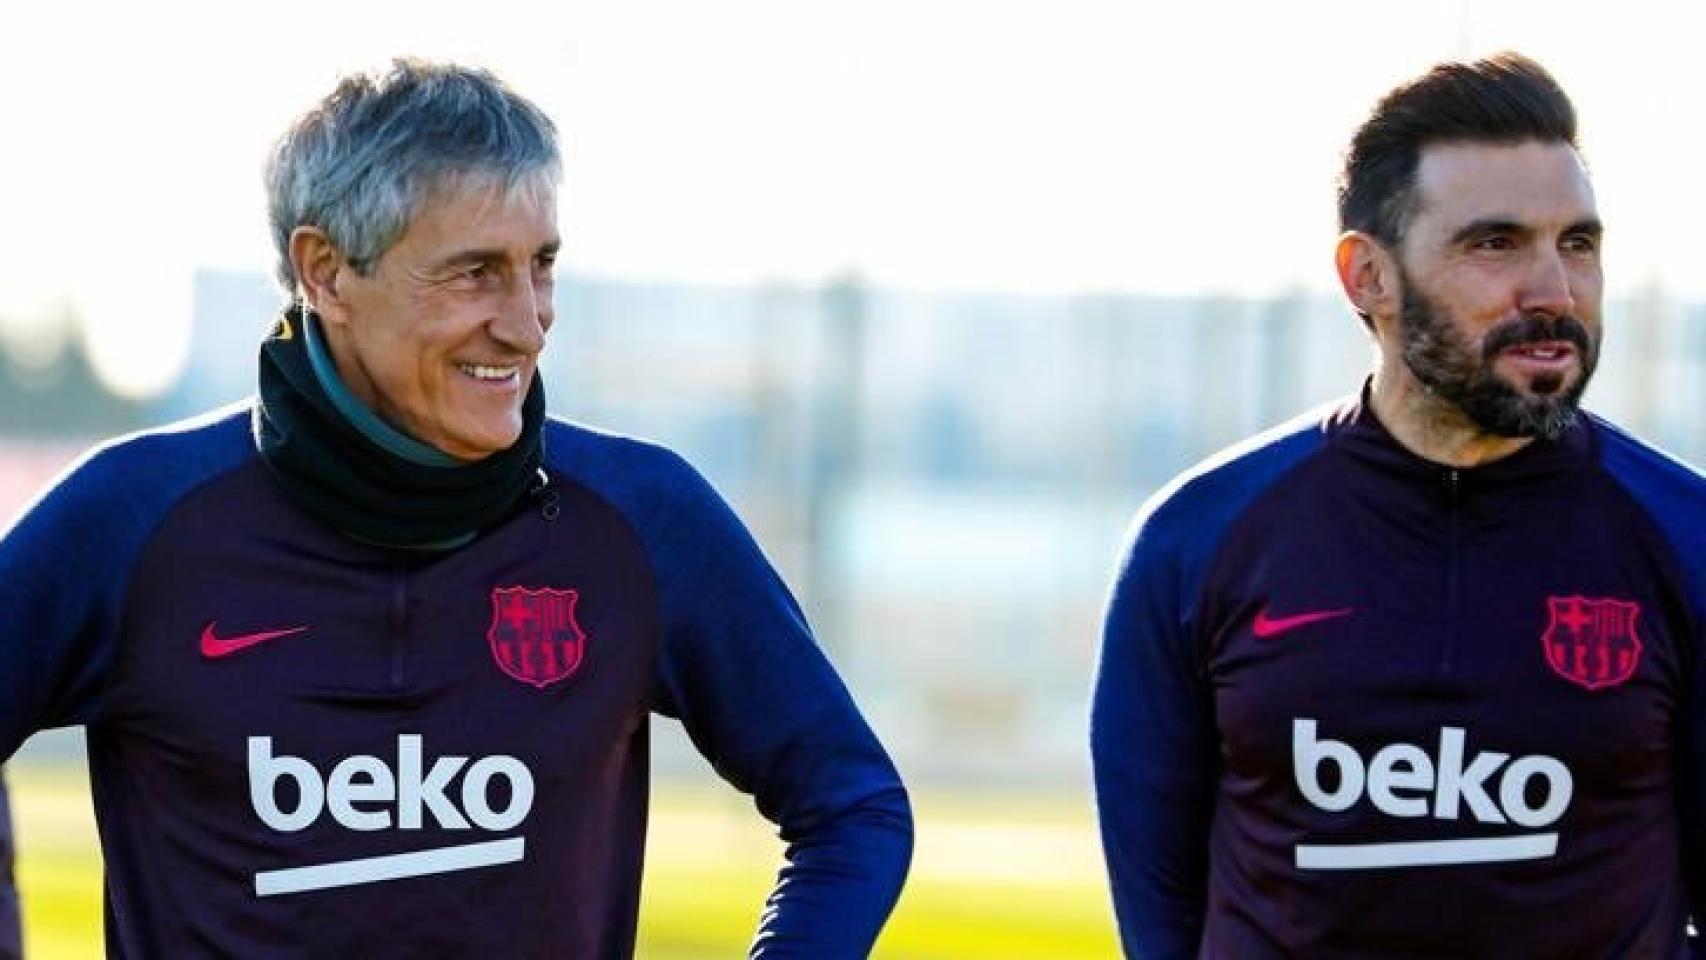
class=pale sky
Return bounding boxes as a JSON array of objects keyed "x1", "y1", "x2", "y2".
[{"x1": 2, "y1": 0, "x2": 1704, "y2": 394}]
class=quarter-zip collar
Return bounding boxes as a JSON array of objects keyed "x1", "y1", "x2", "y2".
[{"x1": 1327, "y1": 379, "x2": 1596, "y2": 503}]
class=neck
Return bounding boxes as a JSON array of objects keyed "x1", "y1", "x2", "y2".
[{"x1": 1369, "y1": 357, "x2": 1533, "y2": 469}]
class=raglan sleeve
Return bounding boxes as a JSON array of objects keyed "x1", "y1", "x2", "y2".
[
  {"x1": 643, "y1": 454, "x2": 912, "y2": 958},
  {"x1": 1091, "y1": 497, "x2": 1218, "y2": 959},
  {"x1": 1602, "y1": 438, "x2": 1706, "y2": 953},
  {"x1": 0, "y1": 450, "x2": 134, "y2": 759}
]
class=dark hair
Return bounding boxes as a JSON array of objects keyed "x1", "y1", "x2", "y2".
[{"x1": 1338, "y1": 52, "x2": 1578, "y2": 248}]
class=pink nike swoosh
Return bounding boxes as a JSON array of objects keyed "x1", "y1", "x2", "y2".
[
  {"x1": 1251, "y1": 606, "x2": 1355, "y2": 639},
  {"x1": 200, "y1": 622, "x2": 309, "y2": 659}
]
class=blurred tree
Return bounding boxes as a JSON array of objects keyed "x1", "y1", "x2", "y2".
[{"x1": 0, "y1": 307, "x2": 150, "y2": 436}]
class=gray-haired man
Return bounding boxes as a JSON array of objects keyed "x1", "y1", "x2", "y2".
[{"x1": 0, "y1": 60, "x2": 911, "y2": 957}]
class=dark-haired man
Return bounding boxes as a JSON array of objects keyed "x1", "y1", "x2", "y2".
[
  {"x1": 0, "y1": 61, "x2": 910, "y2": 957},
  {"x1": 1093, "y1": 53, "x2": 1706, "y2": 956}
]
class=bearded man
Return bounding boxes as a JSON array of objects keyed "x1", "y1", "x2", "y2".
[{"x1": 1093, "y1": 52, "x2": 1706, "y2": 958}]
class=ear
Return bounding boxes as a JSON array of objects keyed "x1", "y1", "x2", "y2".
[
  {"x1": 288, "y1": 226, "x2": 355, "y2": 326},
  {"x1": 1334, "y1": 231, "x2": 1399, "y2": 329}
]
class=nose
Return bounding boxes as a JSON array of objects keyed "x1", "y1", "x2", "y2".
[
  {"x1": 491, "y1": 272, "x2": 550, "y2": 355},
  {"x1": 1517, "y1": 248, "x2": 1575, "y2": 320}
]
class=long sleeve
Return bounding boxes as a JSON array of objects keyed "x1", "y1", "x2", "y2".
[
  {"x1": 1600, "y1": 430, "x2": 1706, "y2": 954},
  {"x1": 631, "y1": 449, "x2": 911, "y2": 957},
  {"x1": 1091, "y1": 412, "x2": 1329, "y2": 958},
  {"x1": 0, "y1": 413, "x2": 253, "y2": 762},
  {"x1": 0, "y1": 449, "x2": 136, "y2": 756},
  {"x1": 1091, "y1": 505, "x2": 1217, "y2": 959}
]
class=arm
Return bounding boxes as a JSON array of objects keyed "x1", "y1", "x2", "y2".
[
  {"x1": 0, "y1": 454, "x2": 136, "y2": 758},
  {"x1": 644, "y1": 458, "x2": 911, "y2": 958},
  {"x1": 0, "y1": 416, "x2": 251, "y2": 758},
  {"x1": 1091, "y1": 508, "x2": 1218, "y2": 959},
  {"x1": 0, "y1": 445, "x2": 152, "y2": 960},
  {"x1": 1596, "y1": 430, "x2": 1706, "y2": 951}
]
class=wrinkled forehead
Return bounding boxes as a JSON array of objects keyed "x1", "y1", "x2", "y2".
[
  {"x1": 1409, "y1": 140, "x2": 1597, "y2": 235},
  {"x1": 377, "y1": 168, "x2": 561, "y2": 261},
  {"x1": 416, "y1": 165, "x2": 559, "y2": 221}
]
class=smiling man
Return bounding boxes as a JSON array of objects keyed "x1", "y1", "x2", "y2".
[
  {"x1": 0, "y1": 61, "x2": 910, "y2": 957},
  {"x1": 1092, "y1": 54, "x2": 1706, "y2": 957}
]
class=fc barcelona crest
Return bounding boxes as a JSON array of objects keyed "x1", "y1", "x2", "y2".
[
  {"x1": 1542, "y1": 595, "x2": 1642, "y2": 692},
  {"x1": 488, "y1": 587, "x2": 588, "y2": 689}
]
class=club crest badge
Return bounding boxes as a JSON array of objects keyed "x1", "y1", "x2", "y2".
[
  {"x1": 487, "y1": 587, "x2": 588, "y2": 689},
  {"x1": 1542, "y1": 595, "x2": 1642, "y2": 691}
]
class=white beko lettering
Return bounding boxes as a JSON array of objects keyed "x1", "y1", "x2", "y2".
[
  {"x1": 1366, "y1": 743, "x2": 1432, "y2": 818},
  {"x1": 1433, "y1": 726, "x2": 1507, "y2": 823},
  {"x1": 1292, "y1": 719, "x2": 1363, "y2": 812},
  {"x1": 1500, "y1": 755, "x2": 1573, "y2": 827},
  {"x1": 462, "y1": 755, "x2": 535, "y2": 831},
  {"x1": 249, "y1": 737, "x2": 324, "y2": 832},
  {"x1": 398, "y1": 733, "x2": 469, "y2": 829},
  {"x1": 1291, "y1": 718, "x2": 1573, "y2": 870},
  {"x1": 326, "y1": 754, "x2": 394, "y2": 831},
  {"x1": 247, "y1": 735, "x2": 534, "y2": 894}
]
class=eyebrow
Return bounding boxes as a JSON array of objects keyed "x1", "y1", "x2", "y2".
[
  {"x1": 433, "y1": 239, "x2": 562, "y2": 272},
  {"x1": 1449, "y1": 217, "x2": 1604, "y2": 245},
  {"x1": 1565, "y1": 218, "x2": 1605, "y2": 238}
]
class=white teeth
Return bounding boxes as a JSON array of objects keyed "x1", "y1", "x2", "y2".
[{"x1": 458, "y1": 364, "x2": 519, "y2": 381}]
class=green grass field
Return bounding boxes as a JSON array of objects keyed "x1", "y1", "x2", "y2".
[{"x1": 8, "y1": 763, "x2": 1118, "y2": 958}]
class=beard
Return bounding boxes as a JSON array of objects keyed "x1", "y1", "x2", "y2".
[{"x1": 1396, "y1": 269, "x2": 1599, "y2": 440}]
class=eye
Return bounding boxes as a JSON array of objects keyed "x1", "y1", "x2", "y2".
[
  {"x1": 1470, "y1": 234, "x2": 1515, "y2": 252},
  {"x1": 532, "y1": 252, "x2": 558, "y2": 286},
  {"x1": 1561, "y1": 233, "x2": 1599, "y2": 255},
  {"x1": 446, "y1": 261, "x2": 502, "y2": 290}
]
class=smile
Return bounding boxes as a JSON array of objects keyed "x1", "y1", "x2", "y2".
[
  {"x1": 1498, "y1": 341, "x2": 1579, "y2": 373},
  {"x1": 1506, "y1": 343, "x2": 1575, "y2": 361},
  {"x1": 457, "y1": 363, "x2": 521, "y2": 383}
]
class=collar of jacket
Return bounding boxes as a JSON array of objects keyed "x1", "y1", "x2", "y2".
[{"x1": 1324, "y1": 378, "x2": 1597, "y2": 497}]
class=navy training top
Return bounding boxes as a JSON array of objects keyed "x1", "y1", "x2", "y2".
[
  {"x1": 1092, "y1": 393, "x2": 1706, "y2": 958},
  {"x1": 0, "y1": 404, "x2": 912, "y2": 957}
]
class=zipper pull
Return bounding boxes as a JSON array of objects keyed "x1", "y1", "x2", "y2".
[{"x1": 529, "y1": 468, "x2": 560, "y2": 521}]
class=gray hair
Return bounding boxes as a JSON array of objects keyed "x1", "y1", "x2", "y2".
[{"x1": 266, "y1": 59, "x2": 560, "y2": 293}]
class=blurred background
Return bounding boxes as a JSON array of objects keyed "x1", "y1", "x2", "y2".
[{"x1": 3, "y1": 1, "x2": 1705, "y2": 956}]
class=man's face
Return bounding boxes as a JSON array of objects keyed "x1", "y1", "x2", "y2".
[
  {"x1": 331, "y1": 175, "x2": 559, "y2": 461},
  {"x1": 1389, "y1": 141, "x2": 1603, "y2": 439}
]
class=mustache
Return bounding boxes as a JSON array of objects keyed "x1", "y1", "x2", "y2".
[{"x1": 1482, "y1": 313, "x2": 1591, "y2": 356}]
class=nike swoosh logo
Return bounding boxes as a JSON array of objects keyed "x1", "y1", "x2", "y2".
[
  {"x1": 200, "y1": 622, "x2": 309, "y2": 659},
  {"x1": 1251, "y1": 606, "x2": 1355, "y2": 639}
]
